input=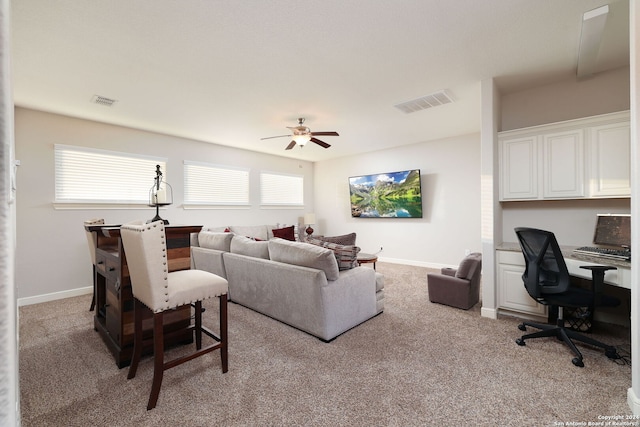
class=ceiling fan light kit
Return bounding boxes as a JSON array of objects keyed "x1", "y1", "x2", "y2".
[{"x1": 261, "y1": 118, "x2": 339, "y2": 150}]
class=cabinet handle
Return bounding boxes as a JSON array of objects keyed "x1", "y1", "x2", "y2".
[{"x1": 108, "y1": 267, "x2": 115, "y2": 272}]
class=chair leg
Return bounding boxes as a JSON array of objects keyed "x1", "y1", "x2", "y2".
[
  {"x1": 89, "y1": 265, "x2": 96, "y2": 311},
  {"x1": 127, "y1": 298, "x2": 144, "y2": 380},
  {"x1": 147, "y1": 312, "x2": 165, "y2": 411},
  {"x1": 195, "y1": 300, "x2": 202, "y2": 350},
  {"x1": 220, "y1": 294, "x2": 228, "y2": 373}
]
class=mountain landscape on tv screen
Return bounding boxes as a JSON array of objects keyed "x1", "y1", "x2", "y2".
[{"x1": 349, "y1": 169, "x2": 422, "y2": 218}]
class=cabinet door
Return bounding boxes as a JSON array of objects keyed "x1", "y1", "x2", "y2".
[
  {"x1": 588, "y1": 122, "x2": 630, "y2": 197},
  {"x1": 497, "y1": 263, "x2": 547, "y2": 316},
  {"x1": 500, "y1": 135, "x2": 538, "y2": 200},
  {"x1": 542, "y1": 130, "x2": 584, "y2": 199}
]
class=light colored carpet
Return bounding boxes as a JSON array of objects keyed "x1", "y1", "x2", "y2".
[{"x1": 19, "y1": 262, "x2": 631, "y2": 426}]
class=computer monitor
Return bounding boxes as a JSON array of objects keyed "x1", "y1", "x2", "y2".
[{"x1": 593, "y1": 214, "x2": 631, "y2": 248}]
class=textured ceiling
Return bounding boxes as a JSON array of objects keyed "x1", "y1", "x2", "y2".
[{"x1": 11, "y1": 0, "x2": 629, "y2": 162}]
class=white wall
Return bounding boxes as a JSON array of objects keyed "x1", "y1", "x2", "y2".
[
  {"x1": 314, "y1": 133, "x2": 481, "y2": 268},
  {"x1": 501, "y1": 66, "x2": 630, "y2": 131},
  {"x1": 14, "y1": 107, "x2": 315, "y2": 302}
]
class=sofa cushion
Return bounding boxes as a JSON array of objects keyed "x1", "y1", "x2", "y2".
[
  {"x1": 272, "y1": 225, "x2": 296, "y2": 241},
  {"x1": 206, "y1": 226, "x2": 231, "y2": 233},
  {"x1": 455, "y1": 253, "x2": 481, "y2": 280},
  {"x1": 229, "y1": 225, "x2": 269, "y2": 241},
  {"x1": 198, "y1": 231, "x2": 234, "y2": 252},
  {"x1": 307, "y1": 238, "x2": 360, "y2": 271},
  {"x1": 230, "y1": 235, "x2": 270, "y2": 259},
  {"x1": 268, "y1": 238, "x2": 339, "y2": 281},
  {"x1": 317, "y1": 232, "x2": 357, "y2": 246}
]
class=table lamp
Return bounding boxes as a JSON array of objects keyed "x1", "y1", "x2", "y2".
[
  {"x1": 304, "y1": 213, "x2": 316, "y2": 237},
  {"x1": 148, "y1": 165, "x2": 173, "y2": 224}
]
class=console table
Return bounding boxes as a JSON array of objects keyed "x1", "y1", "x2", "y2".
[{"x1": 85, "y1": 224, "x2": 202, "y2": 368}]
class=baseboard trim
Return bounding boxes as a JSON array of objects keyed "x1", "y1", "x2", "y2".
[
  {"x1": 481, "y1": 307, "x2": 498, "y2": 319},
  {"x1": 628, "y1": 388, "x2": 640, "y2": 415},
  {"x1": 378, "y1": 256, "x2": 456, "y2": 271},
  {"x1": 18, "y1": 286, "x2": 92, "y2": 307}
]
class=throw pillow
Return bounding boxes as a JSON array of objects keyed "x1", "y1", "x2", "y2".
[
  {"x1": 268, "y1": 238, "x2": 339, "y2": 281},
  {"x1": 272, "y1": 225, "x2": 296, "y2": 241},
  {"x1": 308, "y1": 238, "x2": 360, "y2": 270},
  {"x1": 230, "y1": 235, "x2": 270, "y2": 259},
  {"x1": 198, "y1": 231, "x2": 233, "y2": 252},
  {"x1": 318, "y1": 232, "x2": 357, "y2": 246}
]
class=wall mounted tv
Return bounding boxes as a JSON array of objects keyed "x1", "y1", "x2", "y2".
[{"x1": 349, "y1": 169, "x2": 423, "y2": 218}]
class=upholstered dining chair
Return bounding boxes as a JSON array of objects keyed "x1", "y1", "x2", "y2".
[
  {"x1": 84, "y1": 218, "x2": 105, "y2": 311},
  {"x1": 120, "y1": 220, "x2": 229, "y2": 410},
  {"x1": 427, "y1": 252, "x2": 482, "y2": 310}
]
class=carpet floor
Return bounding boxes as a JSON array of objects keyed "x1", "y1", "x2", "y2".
[{"x1": 19, "y1": 262, "x2": 632, "y2": 426}]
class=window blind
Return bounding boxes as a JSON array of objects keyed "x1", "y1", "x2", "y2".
[
  {"x1": 54, "y1": 144, "x2": 167, "y2": 204},
  {"x1": 260, "y1": 172, "x2": 304, "y2": 206},
  {"x1": 184, "y1": 161, "x2": 249, "y2": 206}
]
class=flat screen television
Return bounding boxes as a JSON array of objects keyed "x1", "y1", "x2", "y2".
[{"x1": 349, "y1": 169, "x2": 422, "y2": 218}]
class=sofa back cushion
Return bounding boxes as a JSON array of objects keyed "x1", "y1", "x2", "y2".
[
  {"x1": 230, "y1": 235, "x2": 270, "y2": 259},
  {"x1": 307, "y1": 238, "x2": 360, "y2": 270},
  {"x1": 229, "y1": 225, "x2": 269, "y2": 241},
  {"x1": 198, "y1": 231, "x2": 233, "y2": 252},
  {"x1": 455, "y1": 252, "x2": 482, "y2": 281},
  {"x1": 268, "y1": 238, "x2": 339, "y2": 281}
]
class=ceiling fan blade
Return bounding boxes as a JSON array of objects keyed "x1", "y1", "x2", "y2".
[
  {"x1": 310, "y1": 131, "x2": 339, "y2": 137},
  {"x1": 285, "y1": 140, "x2": 297, "y2": 150},
  {"x1": 260, "y1": 134, "x2": 292, "y2": 140},
  {"x1": 310, "y1": 137, "x2": 331, "y2": 148}
]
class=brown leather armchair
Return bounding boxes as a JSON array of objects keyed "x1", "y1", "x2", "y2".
[{"x1": 427, "y1": 252, "x2": 482, "y2": 310}]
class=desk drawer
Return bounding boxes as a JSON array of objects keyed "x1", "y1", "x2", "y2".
[{"x1": 96, "y1": 250, "x2": 119, "y2": 280}]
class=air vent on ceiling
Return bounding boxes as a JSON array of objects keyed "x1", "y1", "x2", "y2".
[
  {"x1": 394, "y1": 90, "x2": 454, "y2": 114},
  {"x1": 91, "y1": 95, "x2": 118, "y2": 107}
]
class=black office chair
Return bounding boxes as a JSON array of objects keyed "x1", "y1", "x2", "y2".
[{"x1": 514, "y1": 227, "x2": 621, "y2": 367}]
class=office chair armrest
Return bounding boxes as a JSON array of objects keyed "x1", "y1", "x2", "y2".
[{"x1": 579, "y1": 265, "x2": 617, "y2": 304}]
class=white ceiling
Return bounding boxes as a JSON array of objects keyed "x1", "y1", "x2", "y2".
[{"x1": 11, "y1": 0, "x2": 630, "y2": 162}]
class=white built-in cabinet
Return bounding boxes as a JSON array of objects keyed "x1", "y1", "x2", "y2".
[
  {"x1": 496, "y1": 250, "x2": 547, "y2": 318},
  {"x1": 499, "y1": 111, "x2": 630, "y2": 201}
]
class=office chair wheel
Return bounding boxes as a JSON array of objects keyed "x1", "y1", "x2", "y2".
[
  {"x1": 518, "y1": 324, "x2": 526, "y2": 331},
  {"x1": 572, "y1": 357, "x2": 584, "y2": 367},
  {"x1": 515, "y1": 338, "x2": 526, "y2": 346},
  {"x1": 605, "y1": 347, "x2": 621, "y2": 360}
]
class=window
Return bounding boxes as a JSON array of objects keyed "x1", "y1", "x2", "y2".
[
  {"x1": 54, "y1": 144, "x2": 166, "y2": 205},
  {"x1": 184, "y1": 161, "x2": 249, "y2": 206},
  {"x1": 260, "y1": 171, "x2": 304, "y2": 206}
]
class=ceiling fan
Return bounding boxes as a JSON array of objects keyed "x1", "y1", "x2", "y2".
[{"x1": 261, "y1": 118, "x2": 339, "y2": 150}]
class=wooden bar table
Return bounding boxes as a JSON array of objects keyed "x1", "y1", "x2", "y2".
[{"x1": 85, "y1": 224, "x2": 202, "y2": 368}]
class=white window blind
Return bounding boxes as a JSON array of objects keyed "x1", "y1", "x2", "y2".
[
  {"x1": 184, "y1": 161, "x2": 249, "y2": 206},
  {"x1": 54, "y1": 144, "x2": 167, "y2": 204},
  {"x1": 260, "y1": 172, "x2": 304, "y2": 206}
]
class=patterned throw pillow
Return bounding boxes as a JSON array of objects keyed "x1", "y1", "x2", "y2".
[
  {"x1": 318, "y1": 232, "x2": 356, "y2": 246},
  {"x1": 307, "y1": 238, "x2": 360, "y2": 270}
]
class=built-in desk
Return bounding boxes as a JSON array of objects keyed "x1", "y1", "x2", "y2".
[
  {"x1": 85, "y1": 224, "x2": 202, "y2": 368},
  {"x1": 496, "y1": 243, "x2": 630, "y2": 320}
]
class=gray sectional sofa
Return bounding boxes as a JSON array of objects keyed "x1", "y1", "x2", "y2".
[{"x1": 190, "y1": 225, "x2": 384, "y2": 341}]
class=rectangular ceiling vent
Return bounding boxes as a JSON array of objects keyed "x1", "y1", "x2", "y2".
[
  {"x1": 394, "y1": 90, "x2": 454, "y2": 114},
  {"x1": 91, "y1": 95, "x2": 118, "y2": 107}
]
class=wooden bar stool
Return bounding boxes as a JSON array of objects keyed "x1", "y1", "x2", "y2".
[{"x1": 120, "y1": 220, "x2": 229, "y2": 410}]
